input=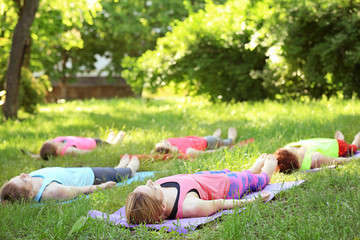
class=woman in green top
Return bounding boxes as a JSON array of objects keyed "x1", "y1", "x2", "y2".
[{"x1": 274, "y1": 131, "x2": 360, "y2": 173}]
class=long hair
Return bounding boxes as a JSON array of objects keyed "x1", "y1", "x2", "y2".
[
  {"x1": 274, "y1": 148, "x2": 301, "y2": 174},
  {"x1": 40, "y1": 142, "x2": 58, "y2": 160},
  {"x1": 154, "y1": 147, "x2": 170, "y2": 154},
  {"x1": 0, "y1": 182, "x2": 31, "y2": 203},
  {"x1": 125, "y1": 191, "x2": 164, "y2": 224}
]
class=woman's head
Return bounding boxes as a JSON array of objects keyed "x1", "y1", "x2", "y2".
[
  {"x1": 154, "y1": 140, "x2": 172, "y2": 154},
  {"x1": 274, "y1": 148, "x2": 301, "y2": 174},
  {"x1": 0, "y1": 173, "x2": 33, "y2": 203},
  {"x1": 40, "y1": 140, "x2": 59, "y2": 160},
  {"x1": 125, "y1": 180, "x2": 165, "y2": 224}
]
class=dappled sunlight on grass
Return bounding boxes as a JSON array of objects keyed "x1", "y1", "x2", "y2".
[{"x1": 1, "y1": 97, "x2": 360, "y2": 239}]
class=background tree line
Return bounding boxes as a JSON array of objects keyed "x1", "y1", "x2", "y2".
[{"x1": 1, "y1": 0, "x2": 359, "y2": 118}]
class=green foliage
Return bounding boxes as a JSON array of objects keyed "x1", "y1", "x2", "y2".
[
  {"x1": 18, "y1": 68, "x2": 51, "y2": 114},
  {"x1": 72, "y1": 0, "x2": 227, "y2": 80},
  {"x1": 266, "y1": 0, "x2": 360, "y2": 99},
  {"x1": 124, "y1": 0, "x2": 360, "y2": 101},
  {"x1": 122, "y1": 0, "x2": 272, "y2": 102}
]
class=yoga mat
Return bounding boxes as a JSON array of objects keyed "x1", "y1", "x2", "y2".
[
  {"x1": 116, "y1": 171, "x2": 155, "y2": 186},
  {"x1": 88, "y1": 180, "x2": 305, "y2": 234}
]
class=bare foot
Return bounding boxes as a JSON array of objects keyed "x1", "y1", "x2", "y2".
[
  {"x1": 351, "y1": 131, "x2": 360, "y2": 148},
  {"x1": 249, "y1": 154, "x2": 267, "y2": 174},
  {"x1": 335, "y1": 131, "x2": 345, "y2": 140},
  {"x1": 228, "y1": 127, "x2": 237, "y2": 142},
  {"x1": 106, "y1": 132, "x2": 116, "y2": 143},
  {"x1": 213, "y1": 129, "x2": 221, "y2": 138},
  {"x1": 109, "y1": 131, "x2": 126, "y2": 144},
  {"x1": 127, "y1": 156, "x2": 140, "y2": 177},
  {"x1": 261, "y1": 154, "x2": 278, "y2": 179},
  {"x1": 116, "y1": 154, "x2": 130, "y2": 168}
]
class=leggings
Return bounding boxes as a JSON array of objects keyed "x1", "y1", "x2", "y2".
[
  {"x1": 196, "y1": 169, "x2": 269, "y2": 199},
  {"x1": 94, "y1": 138, "x2": 109, "y2": 147},
  {"x1": 204, "y1": 136, "x2": 234, "y2": 150},
  {"x1": 91, "y1": 167, "x2": 132, "y2": 185}
]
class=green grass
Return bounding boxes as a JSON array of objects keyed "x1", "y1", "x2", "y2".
[{"x1": 1, "y1": 96, "x2": 360, "y2": 239}]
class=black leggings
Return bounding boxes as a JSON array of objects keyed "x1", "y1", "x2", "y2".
[
  {"x1": 91, "y1": 167, "x2": 132, "y2": 185},
  {"x1": 94, "y1": 138, "x2": 109, "y2": 147},
  {"x1": 204, "y1": 136, "x2": 234, "y2": 150}
]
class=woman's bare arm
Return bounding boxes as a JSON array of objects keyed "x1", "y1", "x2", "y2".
[
  {"x1": 311, "y1": 152, "x2": 356, "y2": 168},
  {"x1": 42, "y1": 181, "x2": 116, "y2": 200},
  {"x1": 64, "y1": 147, "x2": 93, "y2": 156},
  {"x1": 182, "y1": 191, "x2": 270, "y2": 218}
]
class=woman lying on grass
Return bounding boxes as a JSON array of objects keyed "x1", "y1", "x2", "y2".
[
  {"x1": 0, "y1": 155, "x2": 139, "y2": 203},
  {"x1": 274, "y1": 130, "x2": 360, "y2": 173},
  {"x1": 125, "y1": 154, "x2": 277, "y2": 224},
  {"x1": 27, "y1": 131, "x2": 125, "y2": 160},
  {"x1": 154, "y1": 127, "x2": 237, "y2": 156}
]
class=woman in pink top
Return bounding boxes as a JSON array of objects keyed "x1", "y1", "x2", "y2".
[
  {"x1": 154, "y1": 127, "x2": 237, "y2": 155},
  {"x1": 125, "y1": 153, "x2": 278, "y2": 224},
  {"x1": 36, "y1": 131, "x2": 125, "y2": 160}
]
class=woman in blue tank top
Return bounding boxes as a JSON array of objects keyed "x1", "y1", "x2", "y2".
[{"x1": 0, "y1": 155, "x2": 139, "y2": 203}]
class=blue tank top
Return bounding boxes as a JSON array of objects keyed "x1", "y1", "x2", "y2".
[{"x1": 29, "y1": 167, "x2": 95, "y2": 202}]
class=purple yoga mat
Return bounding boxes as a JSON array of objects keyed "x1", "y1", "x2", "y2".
[{"x1": 88, "y1": 180, "x2": 305, "y2": 234}]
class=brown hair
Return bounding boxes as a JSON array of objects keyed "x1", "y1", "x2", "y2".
[
  {"x1": 274, "y1": 148, "x2": 301, "y2": 174},
  {"x1": 125, "y1": 191, "x2": 164, "y2": 224},
  {"x1": 40, "y1": 142, "x2": 58, "y2": 160},
  {"x1": 0, "y1": 182, "x2": 31, "y2": 203},
  {"x1": 155, "y1": 147, "x2": 170, "y2": 154}
]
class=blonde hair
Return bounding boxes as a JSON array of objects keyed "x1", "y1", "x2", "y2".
[
  {"x1": 40, "y1": 142, "x2": 58, "y2": 160},
  {"x1": 125, "y1": 191, "x2": 164, "y2": 224},
  {"x1": 0, "y1": 181, "x2": 31, "y2": 203}
]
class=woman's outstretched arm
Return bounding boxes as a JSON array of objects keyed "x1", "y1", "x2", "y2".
[
  {"x1": 64, "y1": 147, "x2": 93, "y2": 156},
  {"x1": 311, "y1": 152, "x2": 357, "y2": 168},
  {"x1": 182, "y1": 191, "x2": 270, "y2": 218},
  {"x1": 41, "y1": 181, "x2": 116, "y2": 200}
]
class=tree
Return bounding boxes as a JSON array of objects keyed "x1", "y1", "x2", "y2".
[
  {"x1": 3, "y1": 0, "x2": 39, "y2": 119},
  {"x1": 2, "y1": 0, "x2": 102, "y2": 118}
]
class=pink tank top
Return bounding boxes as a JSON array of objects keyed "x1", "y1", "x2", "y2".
[
  {"x1": 167, "y1": 136, "x2": 207, "y2": 154},
  {"x1": 53, "y1": 136, "x2": 97, "y2": 155},
  {"x1": 156, "y1": 173, "x2": 230, "y2": 218}
]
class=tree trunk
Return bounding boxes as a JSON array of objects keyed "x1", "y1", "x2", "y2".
[
  {"x1": 3, "y1": 0, "x2": 39, "y2": 119},
  {"x1": 60, "y1": 50, "x2": 69, "y2": 100}
]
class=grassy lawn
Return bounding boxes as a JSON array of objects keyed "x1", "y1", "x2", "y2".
[{"x1": 1, "y1": 96, "x2": 360, "y2": 239}]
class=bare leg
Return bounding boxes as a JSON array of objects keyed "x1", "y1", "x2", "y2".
[
  {"x1": 213, "y1": 128, "x2": 221, "y2": 138},
  {"x1": 127, "y1": 156, "x2": 140, "y2": 177},
  {"x1": 351, "y1": 131, "x2": 360, "y2": 148},
  {"x1": 116, "y1": 154, "x2": 130, "y2": 168},
  {"x1": 248, "y1": 154, "x2": 267, "y2": 174},
  {"x1": 334, "y1": 131, "x2": 345, "y2": 140},
  {"x1": 261, "y1": 154, "x2": 278, "y2": 180},
  {"x1": 228, "y1": 127, "x2": 237, "y2": 142}
]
